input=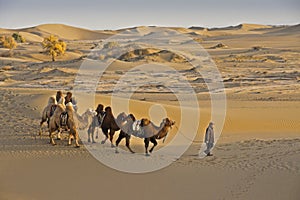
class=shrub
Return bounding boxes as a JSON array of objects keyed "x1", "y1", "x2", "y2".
[
  {"x1": 12, "y1": 33, "x2": 26, "y2": 43},
  {"x1": 42, "y1": 35, "x2": 66, "y2": 61},
  {"x1": 0, "y1": 36, "x2": 17, "y2": 56},
  {"x1": 103, "y1": 41, "x2": 119, "y2": 49}
]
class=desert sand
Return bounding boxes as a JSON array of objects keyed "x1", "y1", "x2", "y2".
[{"x1": 0, "y1": 24, "x2": 300, "y2": 200}]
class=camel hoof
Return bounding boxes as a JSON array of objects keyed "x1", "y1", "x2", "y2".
[
  {"x1": 75, "y1": 145, "x2": 80, "y2": 148},
  {"x1": 51, "y1": 143, "x2": 57, "y2": 146},
  {"x1": 111, "y1": 144, "x2": 115, "y2": 148},
  {"x1": 92, "y1": 141, "x2": 96, "y2": 144},
  {"x1": 131, "y1": 151, "x2": 135, "y2": 154},
  {"x1": 88, "y1": 139, "x2": 91, "y2": 143},
  {"x1": 101, "y1": 140, "x2": 105, "y2": 144},
  {"x1": 115, "y1": 150, "x2": 119, "y2": 154},
  {"x1": 145, "y1": 153, "x2": 150, "y2": 157},
  {"x1": 56, "y1": 138, "x2": 61, "y2": 140}
]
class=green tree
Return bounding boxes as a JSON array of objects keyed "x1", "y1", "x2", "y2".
[{"x1": 42, "y1": 35, "x2": 66, "y2": 61}]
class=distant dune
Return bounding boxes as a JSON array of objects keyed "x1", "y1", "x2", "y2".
[
  {"x1": 0, "y1": 24, "x2": 114, "y2": 41},
  {"x1": 266, "y1": 24, "x2": 300, "y2": 35},
  {"x1": 208, "y1": 23, "x2": 273, "y2": 31},
  {"x1": 0, "y1": 23, "x2": 299, "y2": 42}
]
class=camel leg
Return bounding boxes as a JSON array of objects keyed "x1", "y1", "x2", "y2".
[
  {"x1": 87, "y1": 124, "x2": 95, "y2": 143},
  {"x1": 95, "y1": 127, "x2": 99, "y2": 139},
  {"x1": 125, "y1": 134, "x2": 135, "y2": 154},
  {"x1": 149, "y1": 137, "x2": 157, "y2": 153},
  {"x1": 57, "y1": 127, "x2": 62, "y2": 140},
  {"x1": 109, "y1": 129, "x2": 115, "y2": 148},
  {"x1": 91, "y1": 126, "x2": 96, "y2": 143},
  {"x1": 49, "y1": 130, "x2": 56, "y2": 146},
  {"x1": 68, "y1": 132, "x2": 72, "y2": 145},
  {"x1": 74, "y1": 130, "x2": 80, "y2": 148},
  {"x1": 144, "y1": 138, "x2": 150, "y2": 156},
  {"x1": 101, "y1": 128, "x2": 109, "y2": 144},
  {"x1": 39, "y1": 119, "x2": 46, "y2": 136},
  {"x1": 115, "y1": 131, "x2": 125, "y2": 153}
]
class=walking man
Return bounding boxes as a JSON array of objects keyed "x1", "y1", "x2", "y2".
[{"x1": 204, "y1": 122, "x2": 215, "y2": 156}]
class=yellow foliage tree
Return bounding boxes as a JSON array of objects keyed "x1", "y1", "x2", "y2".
[
  {"x1": 0, "y1": 36, "x2": 17, "y2": 56},
  {"x1": 42, "y1": 35, "x2": 66, "y2": 61}
]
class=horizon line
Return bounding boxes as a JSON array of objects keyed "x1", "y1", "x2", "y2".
[{"x1": 1, "y1": 22, "x2": 299, "y2": 31}]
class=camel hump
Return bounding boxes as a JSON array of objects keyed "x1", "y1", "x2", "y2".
[
  {"x1": 141, "y1": 118, "x2": 151, "y2": 126},
  {"x1": 66, "y1": 102, "x2": 73, "y2": 107}
]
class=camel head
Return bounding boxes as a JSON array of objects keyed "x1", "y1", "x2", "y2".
[
  {"x1": 162, "y1": 118, "x2": 175, "y2": 127},
  {"x1": 48, "y1": 96, "x2": 56, "y2": 105},
  {"x1": 83, "y1": 108, "x2": 96, "y2": 117}
]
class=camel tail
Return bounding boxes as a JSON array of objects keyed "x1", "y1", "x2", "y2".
[{"x1": 41, "y1": 107, "x2": 48, "y2": 123}]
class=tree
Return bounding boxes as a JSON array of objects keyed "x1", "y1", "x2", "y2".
[
  {"x1": 42, "y1": 35, "x2": 66, "y2": 61},
  {"x1": 0, "y1": 35, "x2": 17, "y2": 56},
  {"x1": 12, "y1": 33, "x2": 26, "y2": 43}
]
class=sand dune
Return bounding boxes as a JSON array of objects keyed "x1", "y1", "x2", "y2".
[
  {"x1": 0, "y1": 24, "x2": 114, "y2": 41},
  {"x1": 266, "y1": 24, "x2": 300, "y2": 35},
  {"x1": 35, "y1": 24, "x2": 112, "y2": 40},
  {"x1": 1, "y1": 23, "x2": 298, "y2": 43},
  {"x1": 209, "y1": 23, "x2": 273, "y2": 31}
]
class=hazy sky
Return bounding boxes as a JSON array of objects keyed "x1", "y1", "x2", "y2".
[{"x1": 0, "y1": 0, "x2": 299, "y2": 30}]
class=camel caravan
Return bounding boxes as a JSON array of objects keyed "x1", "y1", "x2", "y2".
[{"x1": 40, "y1": 91, "x2": 175, "y2": 156}]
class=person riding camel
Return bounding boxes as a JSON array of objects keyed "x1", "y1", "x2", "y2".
[
  {"x1": 56, "y1": 91, "x2": 64, "y2": 104},
  {"x1": 65, "y1": 92, "x2": 77, "y2": 111}
]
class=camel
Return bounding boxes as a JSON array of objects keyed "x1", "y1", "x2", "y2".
[
  {"x1": 48, "y1": 103, "x2": 66, "y2": 145},
  {"x1": 65, "y1": 103, "x2": 80, "y2": 147},
  {"x1": 39, "y1": 96, "x2": 65, "y2": 137},
  {"x1": 140, "y1": 118, "x2": 175, "y2": 156},
  {"x1": 48, "y1": 103, "x2": 94, "y2": 146},
  {"x1": 75, "y1": 108, "x2": 95, "y2": 130},
  {"x1": 39, "y1": 96, "x2": 56, "y2": 136},
  {"x1": 115, "y1": 115, "x2": 175, "y2": 155},
  {"x1": 86, "y1": 106, "x2": 135, "y2": 152},
  {"x1": 100, "y1": 107, "x2": 129, "y2": 147},
  {"x1": 115, "y1": 113, "x2": 136, "y2": 154},
  {"x1": 87, "y1": 104, "x2": 105, "y2": 143}
]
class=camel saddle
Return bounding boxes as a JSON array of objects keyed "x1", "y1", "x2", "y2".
[
  {"x1": 60, "y1": 112, "x2": 68, "y2": 127},
  {"x1": 131, "y1": 120, "x2": 145, "y2": 138}
]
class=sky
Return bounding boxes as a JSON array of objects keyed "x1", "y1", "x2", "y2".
[{"x1": 0, "y1": 0, "x2": 299, "y2": 30}]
